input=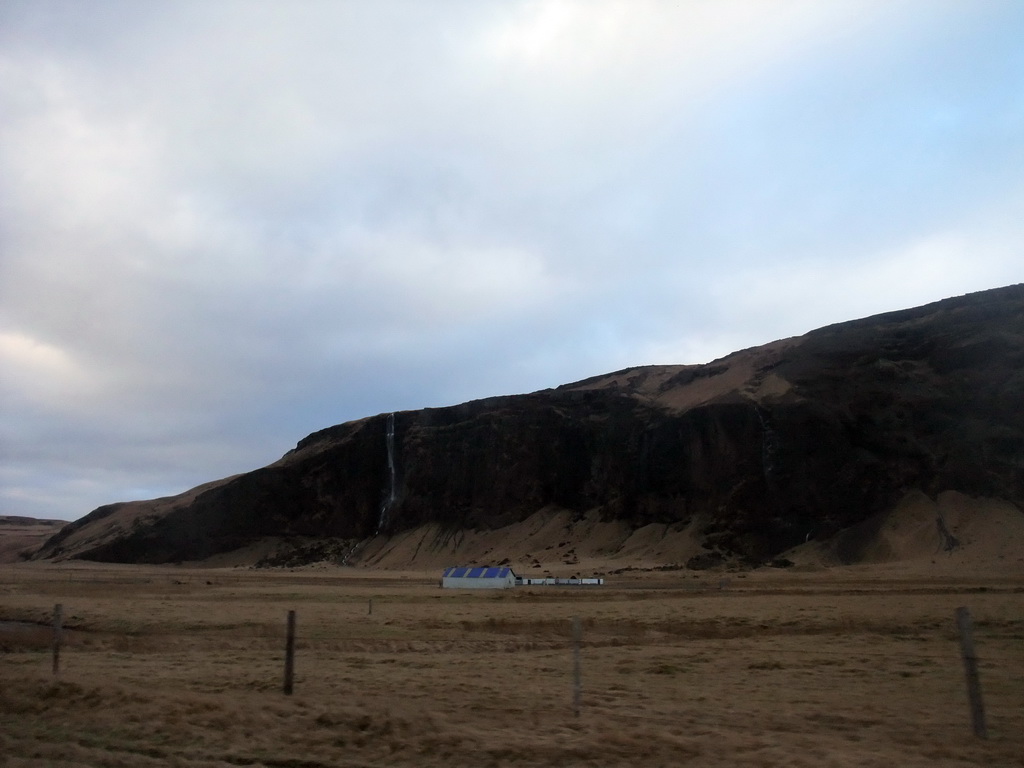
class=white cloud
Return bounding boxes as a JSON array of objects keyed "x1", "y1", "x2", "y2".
[
  {"x1": 1, "y1": 0, "x2": 1022, "y2": 519},
  {"x1": 714, "y1": 222, "x2": 1023, "y2": 354},
  {"x1": 0, "y1": 331, "x2": 102, "y2": 411}
]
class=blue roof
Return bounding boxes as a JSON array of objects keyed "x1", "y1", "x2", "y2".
[{"x1": 443, "y1": 566, "x2": 513, "y2": 578}]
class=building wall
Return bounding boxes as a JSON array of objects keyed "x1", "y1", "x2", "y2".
[{"x1": 442, "y1": 575, "x2": 514, "y2": 589}]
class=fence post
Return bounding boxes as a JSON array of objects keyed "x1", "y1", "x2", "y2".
[
  {"x1": 571, "y1": 616, "x2": 582, "y2": 718},
  {"x1": 283, "y1": 610, "x2": 296, "y2": 695},
  {"x1": 51, "y1": 603, "x2": 63, "y2": 677},
  {"x1": 368, "y1": 598, "x2": 373, "y2": 616},
  {"x1": 955, "y1": 606, "x2": 987, "y2": 739}
]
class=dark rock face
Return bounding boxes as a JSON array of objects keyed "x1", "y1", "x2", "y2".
[{"x1": 36, "y1": 285, "x2": 1024, "y2": 565}]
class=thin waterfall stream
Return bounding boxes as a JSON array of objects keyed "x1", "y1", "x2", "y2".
[
  {"x1": 755, "y1": 406, "x2": 778, "y2": 480},
  {"x1": 376, "y1": 412, "x2": 397, "y2": 534},
  {"x1": 340, "y1": 412, "x2": 397, "y2": 565}
]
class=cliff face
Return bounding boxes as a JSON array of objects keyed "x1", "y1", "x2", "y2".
[{"x1": 36, "y1": 285, "x2": 1024, "y2": 565}]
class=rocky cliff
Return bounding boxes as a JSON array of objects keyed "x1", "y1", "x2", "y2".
[{"x1": 35, "y1": 284, "x2": 1024, "y2": 566}]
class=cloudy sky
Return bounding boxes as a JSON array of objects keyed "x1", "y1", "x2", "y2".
[{"x1": 2, "y1": 1, "x2": 1023, "y2": 521}]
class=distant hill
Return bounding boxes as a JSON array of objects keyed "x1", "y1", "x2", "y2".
[
  {"x1": 0, "y1": 516, "x2": 67, "y2": 564},
  {"x1": 33, "y1": 284, "x2": 1024, "y2": 571}
]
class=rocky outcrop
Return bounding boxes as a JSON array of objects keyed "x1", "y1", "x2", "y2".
[{"x1": 34, "y1": 284, "x2": 1024, "y2": 565}]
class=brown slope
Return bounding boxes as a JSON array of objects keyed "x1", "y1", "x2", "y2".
[
  {"x1": 33, "y1": 284, "x2": 1024, "y2": 568},
  {"x1": 0, "y1": 516, "x2": 67, "y2": 563},
  {"x1": 559, "y1": 337, "x2": 798, "y2": 411}
]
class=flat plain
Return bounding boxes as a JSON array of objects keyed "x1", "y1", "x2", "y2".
[{"x1": 2, "y1": 562, "x2": 1023, "y2": 767}]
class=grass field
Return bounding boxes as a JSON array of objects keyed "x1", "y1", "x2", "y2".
[{"x1": 2, "y1": 562, "x2": 1023, "y2": 767}]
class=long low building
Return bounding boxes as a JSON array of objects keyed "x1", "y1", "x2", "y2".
[
  {"x1": 441, "y1": 566, "x2": 605, "y2": 589},
  {"x1": 441, "y1": 566, "x2": 517, "y2": 589},
  {"x1": 516, "y1": 576, "x2": 604, "y2": 586}
]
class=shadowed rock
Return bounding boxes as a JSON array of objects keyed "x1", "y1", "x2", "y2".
[{"x1": 34, "y1": 284, "x2": 1024, "y2": 566}]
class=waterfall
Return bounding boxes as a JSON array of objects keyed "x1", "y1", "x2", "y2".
[
  {"x1": 340, "y1": 412, "x2": 398, "y2": 565},
  {"x1": 936, "y1": 509, "x2": 961, "y2": 552},
  {"x1": 755, "y1": 407, "x2": 778, "y2": 480},
  {"x1": 376, "y1": 412, "x2": 397, "y2": 534}
]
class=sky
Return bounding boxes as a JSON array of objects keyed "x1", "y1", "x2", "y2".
[{"x1": 2, "y1": 1, "x2": 1023, "y2": 522}]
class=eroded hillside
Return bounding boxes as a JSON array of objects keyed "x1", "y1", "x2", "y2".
[{"x1": 34, "y1": 284, "x2": 1024, "y2": 568}]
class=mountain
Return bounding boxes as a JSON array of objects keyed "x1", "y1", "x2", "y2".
[{"x1": 33, "y1": 285, "x2": 1024, "y2": 569}]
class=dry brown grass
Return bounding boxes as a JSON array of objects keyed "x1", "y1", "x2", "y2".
[
  {"x1": 2, "y1": 562, "x2": 1024, "y2": 767},
  {"x1": 0, "y1": 517, "x2": 66, "y2": 565}
]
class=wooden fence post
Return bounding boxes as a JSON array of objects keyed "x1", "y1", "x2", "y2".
[
  {"x1": 368, "y1": 598, "x2": 373, "y2": 616},
  {"x1": 51, "y1": 603, "x2": 63, "y2": 677},
  {"x1": 283, "y1": 610, "x2": 296, "y2": 695},
  {"x1": 955, "y1": 606, "x2": 987, "y2": 739},
  {"x1": 571, "y1": 616, "x2": 582, "y2": 718}
]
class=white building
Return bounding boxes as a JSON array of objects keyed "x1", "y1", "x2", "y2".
[
  {"x1": 516, "y1": 576, "x2": 604, "y2": 586},
  {"x1": 441, "y1": 566, "x2": 517, "y2": 589}
]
